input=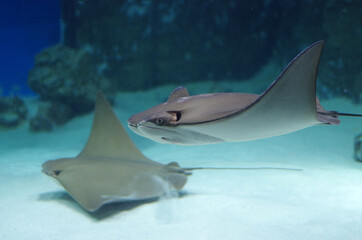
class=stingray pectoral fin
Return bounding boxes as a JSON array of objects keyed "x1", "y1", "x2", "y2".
[
  {"x1": 62, "y1": 185, "x2": 104, "y2": 212},
  {"x1": 49, "y1": 159, "x2": 143, "y2": 211},
  {"x1": 78, "y1": 93, "x2": 153, "y2": 163},
  {"x1": 183, "y1": 41, "x2": 324, "y2": 142},
  {"x1": 242, "y1": 41, "x2": 324, "y2": 135},
  {"x1": 247, "y1": 41, "x2": 324, "y2": 126},
  {"x1": 54, "y1": 165, "x2": 110, "y2": 211},
  {"x1": 52, "y1": 160, "x2": 170, "y2": 211}
]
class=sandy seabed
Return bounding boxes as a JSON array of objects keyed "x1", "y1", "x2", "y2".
[{"x1": 0, "y1": 83, "x2": 361, "y2": 240}]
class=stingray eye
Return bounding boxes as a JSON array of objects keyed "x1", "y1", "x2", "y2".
[
  {"x1": 53, "y1": 170, "x2": 62, "y2": 176},
  {"x1": 155, "y1": 118, "x2": 163, "y2": 125}
]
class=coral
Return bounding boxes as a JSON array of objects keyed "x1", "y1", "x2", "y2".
[
  {"x1": 0, "y1": 97, "x2": 28, "y2": 128},
  {"x1": 28, "y1": 45, "x2": 116, "y2": 115},
  {"x1": 46, "y1": 101, "x2": 75, "y2": 125},
  {"x1": 29, "y1": 104, "x2": 53, "y2": 132},
  {"x1": 29, "y1": 100, "x2": 76, "y2": 132}
]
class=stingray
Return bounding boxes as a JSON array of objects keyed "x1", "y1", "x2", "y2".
[
  {"x1": 128, "y1": 41, "x2": 361, "y2": 145},
  {"x1": 42, "y1": 93, "x2": 300, "y2": 212},
  {"x1": 42, "y1": 93, "x2": 190, "y2": 212}
]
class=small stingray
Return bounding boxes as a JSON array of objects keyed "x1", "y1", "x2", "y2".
[
  {"x1": 42, "y1": 93, "x2": 300, "y2": 212},
  {"x1": 128, "y1": 41, "x2": 362, "y2": 145}
]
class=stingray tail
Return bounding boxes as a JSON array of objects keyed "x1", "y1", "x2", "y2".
[
  {"x1": 316, "y1": 98, "x2": 362, "y2": 125},
  {"x1": 317, "y1": 110, "x2": 362, "y2": 125},
  {"x1": 316, "y1": 98, "x2": 340, "y2": 125},
  {"x1": 336, "y1": 112, "x2": 362, "y2": 117},
  {"x1": 184, "y1": 167, "x2": 303, "y2": 171}
]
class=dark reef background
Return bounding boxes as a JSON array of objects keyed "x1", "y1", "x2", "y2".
[
  {"x1": 0, "y1": 0, "x2": 60, "y2": 96},
  {"x1": 1, "y1": 0, "x2": 361, "y2": 130}
]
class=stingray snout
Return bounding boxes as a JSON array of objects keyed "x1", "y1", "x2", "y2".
[
  {"x1": 128, "y1": 123, "x2": 138, "y2": 128},
  {"x1": 128, "y1": 119, "x2": 151, "y2": 130},
  {"x1": 43, "y1": 169, "x2": 62, "y2": 177},
  {"x1": 42, "y1": 160, "x2": 63, "y2": 177},
  {"x1": 127, "y1": 120, "x2": 139, "y2": 128}
]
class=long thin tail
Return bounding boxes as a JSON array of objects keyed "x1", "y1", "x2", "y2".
[
  {"x1": 317, "y1": 110, "x2": 362, "y2": 125},
  {"x1": 336, "y1": 112, "x2": 362, "y2": 117},
  {"x1": 184, "y1": 167, "x2": 302, "y2": 171}
]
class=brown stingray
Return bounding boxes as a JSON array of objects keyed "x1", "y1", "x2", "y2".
[
  {"x1": 128, "y1": 41, "x2": 361, "y2": 145},
  {"x1": 42, "y1": 93, "x2": 190, "y2": 212}
]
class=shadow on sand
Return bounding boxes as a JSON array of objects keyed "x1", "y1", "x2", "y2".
[{"x1": 38, "y1": 190, "x2": 190, "y2": 221}]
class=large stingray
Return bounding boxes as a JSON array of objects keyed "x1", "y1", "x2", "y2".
[
  {"x1": 128, "y1": 41, "x2": 361, "y2": 145},
  {"x1": 42, "y1": 93, "x2": 190, "y2": 212}
]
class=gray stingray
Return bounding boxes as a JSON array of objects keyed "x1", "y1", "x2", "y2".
[
  {"x1": 128, "y1": 41, "x2": 361, "y2": 145},
  {"x1": 42, "y1": 93, "x2": 190, "y2": 212}
]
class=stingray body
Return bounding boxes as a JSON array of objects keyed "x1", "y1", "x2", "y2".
[
  {"x1": 128, "y1": 41, "x2": 359, "y2": 145},
  {"x1": 42, "y1": 93, "x2": 189, "y2": 212}
]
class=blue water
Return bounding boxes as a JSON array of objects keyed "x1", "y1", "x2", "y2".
[{"x1": 0, "y1": 0, "x2": 60, "y2": 96}]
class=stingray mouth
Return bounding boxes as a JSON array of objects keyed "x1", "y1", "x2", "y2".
[
  {"x1": 51, "y1": 170, "x2": 62, "y2": 177},
  {"x1": 42, "y1": 168, "x2": 62, "y2": 177},
  {"x1": 42, "y1": 161, "x2": 63, "y2": 177},
  {"x1": 127, "y1": 123, "x2": 144, "y2": 136},
  {"x1": 128, "y1": 122, "x2": 138, "y2": 128},
  {"x1": 128, "y1": 121, "x2": 165, "y2": 134}
]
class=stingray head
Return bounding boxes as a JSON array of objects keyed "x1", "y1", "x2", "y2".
[
  {"x1": 128, "y1": 112, "x2": 223, "y2": 145},
  {"x1": 42, "y1": 158, "x2": 74, "y2": 178},
  {"x1": 128, "y1": 117, "x2": 185, "y2": 144},
  {"x1": 128, "y1": 90, "x2": 228, "y2": 145},
  {"x1": 127, "y1": 100, "x2": 187, "y2": 144},
  {"x1": 128, "y1": 86, "x2": 197, "y2": 144}
]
